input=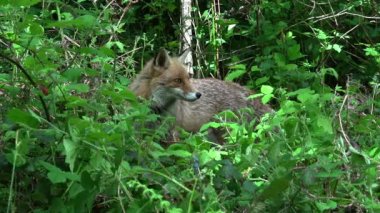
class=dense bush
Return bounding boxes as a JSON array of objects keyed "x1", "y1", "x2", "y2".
[{"x1": 0, "y1": 0, "x2": 379, "y2": 212}]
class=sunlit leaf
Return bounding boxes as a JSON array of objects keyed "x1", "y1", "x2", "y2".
[
  {"x1": 48, "y1": 15, "x2": 97, "y2": 29},
  {"x1": 316, "y1": 200, "x2": 337, "y2": 211},
  {"x1": 316, "y1": 116, "x2": 333, "y2": 134},
  {"x1": 225, "y1": 65, "x2": 246, "y2": 81},
  {"x1": 332, "y1": 44, "x2": 342, "y2": 53},
  {"x1": 260, "y1": 85, "x2": 274, "y2": 94},
  {"x1": 64, "y1": 139, "x2": 77, "y2": 171}
]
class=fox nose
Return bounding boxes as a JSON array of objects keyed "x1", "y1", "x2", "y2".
[{"x1": 196, "y1": 92, "x2": 202, "y2": 99}]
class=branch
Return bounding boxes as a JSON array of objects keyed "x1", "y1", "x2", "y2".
[
  {"x1": 0, "y1": 52, "x2": 51, "y2": 122},
  {"x1": 308, "y1": 10, "x2": 380, "y2": 23},
  {"x1": 338, "y1": 94, "x2": 351, "y2": 148}
]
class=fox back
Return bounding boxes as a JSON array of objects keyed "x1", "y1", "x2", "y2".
[{"x1": 129, "y1": 49, "x2": 272, "y2": 134}]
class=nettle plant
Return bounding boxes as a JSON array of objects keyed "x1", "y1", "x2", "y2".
[{"x1": 1, "y1": 0, "x2": 380, "y2": 212}]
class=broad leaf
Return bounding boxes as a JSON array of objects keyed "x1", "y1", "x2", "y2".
[
  {"x1": 260, "y1": 85, "x2": 274, "y2": 94},
  {"x1": 7, "y1": 108, "x2": 39, "y2": 128},
  {"x1": 63, "y1": 139, "x2": 77, "y2": 171},
  {"x1": 260, "y1": 174, "x2": 291, "y2": 199},
  {"x1": 39, "y1": 161, "x2": 80, "y2": 184},
  {"x1": 316, "y1": 200, "x2": 337, "y2": 211}
]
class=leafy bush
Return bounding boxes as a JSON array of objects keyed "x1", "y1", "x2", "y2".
[{"x1": 0, "y1": 0, "x2": 379, "y2": 212}]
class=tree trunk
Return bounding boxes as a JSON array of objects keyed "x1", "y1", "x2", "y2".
[{"x1": 181, "y1": 0, "x2": 193, "y2": 76}]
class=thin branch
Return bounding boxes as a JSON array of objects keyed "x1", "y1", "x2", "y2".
[
  {"x1": 0, "y1": 52, "x2": 37, "y2": 87},
  {"x1": 327, "y1": 0, "x2": 338, "y2": 26},
  {"x1": 345, "y1": 12, "x2": 380, "y2": 20},
  {"x1": 338, "y1": 94, "x2": 351, "y2": 148},
  {"x1": 308, "y1": 10, "x2": 380, "y2": 23},
  {"x1": 339, "y1": 24, "x2": 360, "y2": 40},
  {"x1": 0, "y1": 52, "x2": 51, "y2": 122}
]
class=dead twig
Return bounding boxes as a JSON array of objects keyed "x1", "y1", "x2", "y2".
[
  {"x1": 338, "y1": 94, "x2": 351, "y2": 148},
  {"x1": 308, "y1": 10, "x2": 380, "y2": 23}
]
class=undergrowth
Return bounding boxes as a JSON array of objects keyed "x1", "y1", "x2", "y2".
[{"x1": 0, "y1": 0, "x2": 379, "y2": 212}]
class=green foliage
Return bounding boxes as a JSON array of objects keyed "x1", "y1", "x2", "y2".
[{"x1": 0, "y1": 0, "x2": 379, "y2": 212}]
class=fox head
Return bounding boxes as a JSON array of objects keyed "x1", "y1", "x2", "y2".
[{"x1": 137, "y1": 48, "x2": 201, "y2": 109}]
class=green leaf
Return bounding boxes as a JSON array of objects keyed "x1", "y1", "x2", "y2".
[
  {"x1": 317, "y1": 171, "x2": 343, "y2": 178},
  {"x1": 316, "y1": 200, "x2": 337, "y2": 211},
  {"x1": 66, "y1": 96, "x2": 88, "y2": 108},
  {"x1": 255, "y1": 76, "x2": 269, "y2": 85},
  {"x1": 199, "y1": 149, "x2": 226, "y2": 166},
  {"x1": 315, "y1": 29, "x2": 329, "y2": 40},
  {"x1": 260, "y1": 85, "x2": 274, "y2": 95},
  {"x1": 68, "y1": 183, "x2": 85, "y2": 199},
  {"x1": 274, "y1": 53, "x2": 286, "y2": 66},
  {"x1": 5, "y1": 151, "x2": 27, "y2": 167},
  {"x1": 316, "y1": 116, "x2": 333, "y2": 134},
  {"x1": 287, "y1": 44, "x2": 303, "y2": 61},
  {"x1": 101, "y1": 88, "x2": 126, "y2": 104},
  {"x1": 364, "y1": 47, "x2": 379, "y2": 56},
  {"x1": 66, "y1": 83, "x2": 90, "y2": 93},
  {"x1": 106, "y1": 41, "x2": 125, "y2": 52},
  {"x1": 289, "y1": 88, "x2": 316, "y2": 103},
  {"x1": 29, "y1": 22, "x2": 44, "y2": 36},
  {"x1": 99, "y1": 47, "x2": 115, "y2": 57},
  {"x1": 332, "y1": 44, "x2": 342, "y2": 53},
  {"x1": 63, "y1": 139, "x2": 77, "y2": 171},
  {"x1": 7, "y1": 108, "x2": 39, "y2": 128},
  {"x1": 251, "y1": 65, "x2": 260, "y2": 72},
  {"x1": 151, "y1": 150, "x2": 192, "y2": 158},
  {"x1": 284, "y1": 64, "x2": 298, "y2": 71},
  {"x1": 48, "y1": 15, "x2": 97, "y2": 29},
  {"x1": 320, "y1": 68, "x2": 338, "y2": 79},
  {"x1": 39, "y1": 161, "x2": 80, "y2": 184},
  {"x1": 303, "y1": 168, "x2": 316, "y2": 186},
  {"x1": 167, "y1": 150, "x2": 192, "y2": 158},
  {"x1": 268, "y1": 141, "x2": 281, "y2": 163},
  {"x1": 23, "y1": 56, "x2": 39, "y2": 70},
  {"x1": 63, "y1": 68, "x2": 85, "y2": 81},
  {"x1": 260, "y1": 174, "x2": 291, "y2": 199},
  {"x1": 47, "y1": 171, "x2": 67, "y2": 184},
  {"x1": 75, "y1": 15, "x2": 97, "y2": 27},
  {"x1": 279, "y1": 101, "x2": 299, "y2": 114},
  {"x1": 200, "y1": 121, "x2": 223, "y2": 132},
  {"x1": 248, "y1": 93, "x2": 264, "y2": 100},
  {"x1": 0, "y1": 73, "x2": 11, "y2": 81},
  {"x1": 262, "y1": 94, "x2": 274, "y2": 104},
  {"x1": 225, "y1": 64, "x2": 246, "y2": 81},
  {"x1": 3, "y1": 0, "x2": 41, "y2": 7}
]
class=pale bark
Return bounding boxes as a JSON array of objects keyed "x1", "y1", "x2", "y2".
[{"x1": 181, "y1": 0, "x2": 194, "y2": 76}]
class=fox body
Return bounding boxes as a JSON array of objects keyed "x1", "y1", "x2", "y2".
[{"x1": 129, "y1": 49, "x2": 272, "y2": 136}]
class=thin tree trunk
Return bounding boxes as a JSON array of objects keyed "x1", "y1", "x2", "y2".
[{"x1": 181, "y1": 0, "x2": 193, "y2": 76}]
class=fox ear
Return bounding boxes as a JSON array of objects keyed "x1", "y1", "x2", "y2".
[
  {"x1": 154, "y1": 48, "x2": 170, "y2": 68},
  {"x1": 178, "y1": 48, "x2": 191, "y2": 63}
]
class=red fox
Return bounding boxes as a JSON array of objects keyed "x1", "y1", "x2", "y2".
[{"x1": 129, "y1": 49, "x2": 272, "y2": 142}]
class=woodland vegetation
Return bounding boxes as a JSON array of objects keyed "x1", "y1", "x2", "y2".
[{"x1": 0, "y1": 0, "x2": 379, "y2": 212}]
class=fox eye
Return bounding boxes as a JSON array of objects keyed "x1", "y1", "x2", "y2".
[{"x1": 174, "y1": 78, "x2": 182, "y2": 83}]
